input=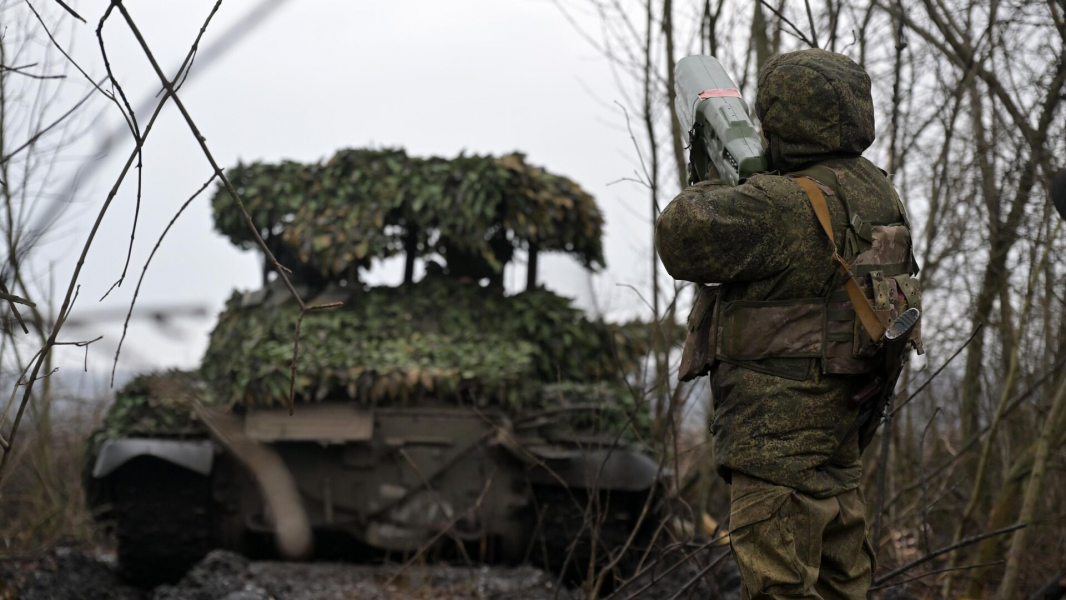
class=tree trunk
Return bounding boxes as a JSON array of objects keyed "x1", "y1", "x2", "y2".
[
  {"x1": 403, "y1": 225, "x2": 418, "y2": 284},
  {"x1": 663, "y1": 0, "x2": 687, "y2": 193},
  {"x1": 752, "y1": 2, "x2": 772, "y2": 76},
  {"x1": 526, "y1": 244, "x2": 538, "y2": 290},
  {"x1": 997, "y1": 373, "x2": 1066, "y2": 598}
]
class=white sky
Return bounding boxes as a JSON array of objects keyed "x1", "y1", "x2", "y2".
[{"x1": 14, "y1": 0, "x2": 671, "y2": 391}]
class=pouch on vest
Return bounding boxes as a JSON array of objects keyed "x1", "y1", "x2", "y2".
[
  {"x1": 847, "y1": 222, "x2": 925, "y2": 357},
  {"x1": 679, "y1": 284, "x2": 720, "y2": 381},
  {"x1": 714, "y1": 175, "x2": 924, "y2": 377}
]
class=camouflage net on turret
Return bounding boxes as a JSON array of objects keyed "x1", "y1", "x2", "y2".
[
  {"x1": 198, "y1": 278, "x2": 651, "y2": 429},
  {"x1": 94, "y1": 149, "x2": 660, "y2": 444},
  {"x1": 212, "y1": 149, "x2": 605, "y2": 280}
]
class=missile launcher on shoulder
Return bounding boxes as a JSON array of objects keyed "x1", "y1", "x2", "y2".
[{"x1": 674, "y1": 55, "x2": 767, "y2": 185}]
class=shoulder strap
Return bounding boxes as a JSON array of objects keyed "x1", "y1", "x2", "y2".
[{"x1": 795, "y1": 176, "x2": 887, "y2": 343}]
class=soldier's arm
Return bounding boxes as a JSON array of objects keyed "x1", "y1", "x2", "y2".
[{"x1": 655, "y1": 178, "x2": 790, "y2": 284}]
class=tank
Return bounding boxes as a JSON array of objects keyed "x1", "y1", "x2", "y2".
[{"x1": 84, "y1": 149, "x2": 664, "y2": 586}]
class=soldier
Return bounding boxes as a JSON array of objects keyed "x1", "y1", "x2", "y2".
[{"x1": 656, "y1": 49, "x2": 922, "y2": 599}]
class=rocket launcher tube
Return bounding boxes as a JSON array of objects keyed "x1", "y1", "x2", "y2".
[{"x1": 674, "y1": 55, "x2": 767, "y2": 186}]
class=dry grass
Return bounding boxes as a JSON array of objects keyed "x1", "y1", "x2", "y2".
[{"x1": 0, "y1": 391, "x2": 110, "y2": 558}]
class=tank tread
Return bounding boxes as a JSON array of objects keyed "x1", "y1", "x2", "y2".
[{"x1": 111, "y1": 458, "x2": 214, "y2": 585}]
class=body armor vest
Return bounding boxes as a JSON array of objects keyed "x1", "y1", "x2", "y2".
[{"x1": 679, "y1": 166, "x2": 923, "y2": 381}]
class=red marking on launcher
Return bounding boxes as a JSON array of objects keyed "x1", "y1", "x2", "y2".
[{"x1": 698, "y1": 89, "x2": 741, "y2": 99}]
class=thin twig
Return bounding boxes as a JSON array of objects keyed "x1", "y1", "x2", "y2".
[
  {"x1": 112, "y1": 0, "x2": 343, "y2": 415},
  {"x1": 887, "y1": 354, "x2": 1066, "y2": 510},
  {"x1": 613, "y1": 534, "x2": 728, "y2": 599},
  {"x1": 97, "y1": 1, "x2": 144, "y2": 300},
  {"x1": 872, "y1": 394, "x2": 893, "y2": 553},
  {"x1": 873, "y1": 523, "x2": 1026, "y2": 585},
  {"x1": 54, "y1": 335, "x2": 103, "y2": 346},
  {"x1": 0, "y1": 0, "x2": 229, "y2": 487},
  {"x1": 663, "y1": 550, "x2": 730, "y2": 600},
  {"x1": 397, "y1": 448, "x2": 475, "y2": 567},
  {"x1": 585, "y1": 331, "x2": 683, "y2": 595},
  {"x1": 614, "y1": 101, "x2": 657, "y2": 212},
  {"x1": 0, "y1": 292, "x2": 35, "y2": 307},
  {"x1": 115, "y1": 1, "x2": 303, "y2": 311},
  {"x1": 917, "y1": 407, "x2": 940, "y2": 555},
  {"x1": 370, "y1": 474, "x2": 495, "y2": 600},
  {"x1": 803, "y1": 0, "x2": 820, "y2": 47},
  {"x1": 758, "y1": 0, "x2": 816, "y2": 47},
  {"x1": 869, "y1": 560, "x2": 1004, "y2": 591},
  {"x1": 0, "y1": 63, "x2": 65, "y2": 80},
  {"x1": 889, "y1": 323, "x2": 983, "y2": 416},
  {"x1": 607, "y1": 176, "x2": 652, "y2": 189},
  {"x1": 0, "y1": 82, "x2": 99, "y2": 167},
  {"x1": 286, "y1": 302, "x2": 341, "y2": 413},
  {"x1": 0, "y1": 279, "x2": 29, "y2": 334},
  {"x1": 52, "y1": 0, "x2": 86, "y2": 23},
  {"x1": 24, "y1": 1, "x2": 131, "y2": 127},
  {"x1": 286, "y1": 311, "x2": 307, "y2": 416},
  {"x1": 111, "y1": 173, "x2": 218, "y2": 386}
]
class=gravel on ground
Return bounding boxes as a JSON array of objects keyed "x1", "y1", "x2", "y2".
[{"x1": 1, "y1": 547, "x2": 743, "y2": 600}]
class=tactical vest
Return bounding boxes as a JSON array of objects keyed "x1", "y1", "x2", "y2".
[{"x1": 678, "y1": 166, "x2": 923, "y2": 382}]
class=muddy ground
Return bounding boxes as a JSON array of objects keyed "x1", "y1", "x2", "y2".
[{"x1": 1, "y1": 548, "x2": 742, "y2": 600}]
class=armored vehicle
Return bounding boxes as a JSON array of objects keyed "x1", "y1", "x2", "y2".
[{"x1": 85, "y1": 149, "x2": 663, "y2": 586}]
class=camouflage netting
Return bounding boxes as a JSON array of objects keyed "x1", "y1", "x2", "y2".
[
  {"x1": 198, "y1": 278, "x2": 652, "y2": 418},
  {"x1": 89, "y1": 371, "x2": 211, "y2": 448},
  {"x1": 212, "y1": 149, "x2": 605, "y2": 281},
  {"x1": 96, "y1": 148, "x2": 658, "y2": 444}
]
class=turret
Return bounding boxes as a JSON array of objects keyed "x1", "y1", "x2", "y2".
[
  {"x1": 203, "y1": 148, "x2": 651, "y2": 425},
  {"x1": 212, "y1": 149, "x2": 605, "y2": 291}
]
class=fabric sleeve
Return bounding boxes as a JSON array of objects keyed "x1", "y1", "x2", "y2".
[{"x1": 655, "y1": 178, "x2": 790, "y2": 284}]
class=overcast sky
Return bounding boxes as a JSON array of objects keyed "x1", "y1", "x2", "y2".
[{"x1": 13, "y1": 0, "x2": 669, "y2": 392}]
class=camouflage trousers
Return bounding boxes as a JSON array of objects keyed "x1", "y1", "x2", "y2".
[{"x1": 728, "y1": 472, "x2": 876, "y2": 600}]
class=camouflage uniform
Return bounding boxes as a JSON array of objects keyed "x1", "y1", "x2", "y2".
[{"x1": 656, "y1": 49, "x2": 921, "y2": 599}]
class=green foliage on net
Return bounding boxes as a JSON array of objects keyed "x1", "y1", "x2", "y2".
[
  {"x1": 212, "y1": 149, "x2": 606, "y2": 280},
  {"x1": 198, "y1": 278, "x2": 653, "y2": 417},
  {"x1": 95, "y1": 148, "x2": 666, "y2": 444},
  {"x1": 89, "y1": 371, "x2": 211, "y2": 447},
  {"x1": 533, "y1": 382, "x2": 653, "y2": 440}
]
